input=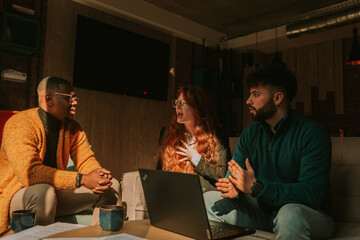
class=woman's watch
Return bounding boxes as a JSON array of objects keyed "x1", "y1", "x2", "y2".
[
  {"x1": 251, "y1": 181, "x2": 263, "y2": 198},
  {"x1": 76, "y1": 173, "x2": 83, "y2": 188}
]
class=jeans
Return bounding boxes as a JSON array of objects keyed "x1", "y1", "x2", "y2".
[{"x1": 204, "y1": 191, "x2": 335, "y2": 240}]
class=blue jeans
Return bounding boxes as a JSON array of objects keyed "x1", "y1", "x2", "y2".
[{"x1": 204, "y1": 191, "x2": 335, "y2": 240}]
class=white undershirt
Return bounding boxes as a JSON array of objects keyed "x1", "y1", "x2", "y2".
[{"x1": 185, "y1": 133, "x2": 201, "y2": 166}]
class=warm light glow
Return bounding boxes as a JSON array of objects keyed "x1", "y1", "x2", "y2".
[
  {"x1": 144, "y1": 91, "x2": 147, "y2": 95},
  {"x1": 346, "y1": 28, "x2": 360, "y2": 65},
  {"x1": 346, "y1": 60, "x2": 360, "y2": 65}
]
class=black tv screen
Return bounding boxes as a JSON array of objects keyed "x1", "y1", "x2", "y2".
[{"x1": 73, "y1": 15, "x2": 169, "y2": 101}]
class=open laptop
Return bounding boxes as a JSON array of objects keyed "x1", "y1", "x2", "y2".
[{"x1": 138, "y1": 169, "x2": 255, "y2": 240}]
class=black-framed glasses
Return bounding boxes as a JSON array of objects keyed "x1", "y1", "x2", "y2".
[
  {"x1": 172, "y1": 99, "x2": 186, "y2": 108},
  {"x1": 54, "y1": 92, "x2": 79, "y2": 102}
]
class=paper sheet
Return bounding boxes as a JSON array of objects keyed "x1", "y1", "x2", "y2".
[
  {"x1": 2, "y1": 222, "x2": 85, "y2": 240},
  {"x1": 44, "y1": 233, "x2": 145, "y2": 240}
]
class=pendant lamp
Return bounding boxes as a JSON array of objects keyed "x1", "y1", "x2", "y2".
[{"x1": 346, "y1": 27, "x2": 360, "y2": 65}]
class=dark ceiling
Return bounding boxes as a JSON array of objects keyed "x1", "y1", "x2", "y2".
[{"x1": 142, "y1": 0, "x2": 350, "y2": 38}]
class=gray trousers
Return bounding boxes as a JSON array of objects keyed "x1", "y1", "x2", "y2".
[{"x1": 9, "y1": 178, "x2": 121, "y2": 226}]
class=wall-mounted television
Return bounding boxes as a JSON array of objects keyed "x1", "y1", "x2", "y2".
[{"x1": 73, "y1": 15, "x2": 170, "y2": 101}]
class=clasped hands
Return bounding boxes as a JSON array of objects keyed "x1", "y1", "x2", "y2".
[
  {"x1": 81, "y1": 168, "x2": 113, "y2": 194},
  {"x1": 175, "y1": 139, "x2": 200, "y2": 164},
  {"x1": 216, "y1": 159, "x2": 256, "y2": 198}
]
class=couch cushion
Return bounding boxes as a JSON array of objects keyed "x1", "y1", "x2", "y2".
[
  {"x1": 121, "y1": 171, "x2": 148, "y2": 221},
  {"x1": 330, "y1": 137, "x2": 360, "y2": 223},
  {"x1": 54, "y1": 207, "x2": 93, "y2": 226},
  {"x1": 331, "y1": 222, "x2": 360, "y2": 239},
  {"x1": 237, "y1": 222, "x2": 360, "y2": 240}
]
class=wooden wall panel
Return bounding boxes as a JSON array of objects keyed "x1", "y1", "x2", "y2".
[
  {"x1": 282, "y1": 48, "x2": 296, "y2": 109},
  {"x1": 334, "y1": 39, "x2": 344, "y2": 114},
  {"x1": 318, "y1": 40, "x2": 335, "y2": 100},
  {"x1": 44, "y1": 0, "x2": 175, "y2": 182},
  {"x1": 74, "y1": 88, "x2": 173, "y2": 181},
  {"x1": 242, "y1": 67, "x2": 255, "y2": 129},
  {"x1": 296, "y1": 45, "x2": 318, "y2": 115},
  {"x1": 43, "y1": 0, "x2": 76, "y2": 80}
]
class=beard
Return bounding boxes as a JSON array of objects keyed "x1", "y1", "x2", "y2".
[{"x1": 249, "y1": 98, "x2": 277, "y2": 121}]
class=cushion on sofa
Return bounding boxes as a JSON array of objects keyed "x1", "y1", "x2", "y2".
[
  {"x1": 330, "y1": 137, "x2": 360, "y2": 223},
  {"x1": 121, "y1": 171, "x2": 148, "y2": 221}
]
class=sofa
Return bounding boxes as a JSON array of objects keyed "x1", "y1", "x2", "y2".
[{"x1": 121, "y1": 137, "x2": 360, "y2": 239}]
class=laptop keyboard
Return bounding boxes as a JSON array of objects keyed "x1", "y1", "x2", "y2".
[{"x1": 210, "y1": 226, "x2": 234, "y2": 238}]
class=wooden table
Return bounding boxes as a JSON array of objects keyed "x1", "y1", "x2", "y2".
[{"x1": 42, "y1": 220, "x2": 193, "y2": 239}]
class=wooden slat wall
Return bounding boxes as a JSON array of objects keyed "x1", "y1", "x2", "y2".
[
  {"x1": 241, "y1": 67, "x2": 255, "y2": 129},
  {"x1": 334, "y1": 39, "x2": 344, "y2": 114},
  {"x1": 74, "y1": 88, "x2": 172, "y2": 180},
  {"x1": 43, "y1": 0, "x2": 175, "y2": 181},
  {"x1": 282, "y1": 48, "x2": 297, "y2": 109},
  {"x1": 296, "y1": 45, "x2": 318, "y2": 115},
  {"x1": 318, "y1": 40, "x2": 335, "y2": 101}
]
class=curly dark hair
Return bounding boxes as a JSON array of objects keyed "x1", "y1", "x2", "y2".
[{"x1": 246, "y1": 64, "x2": 297, "y2": 104}]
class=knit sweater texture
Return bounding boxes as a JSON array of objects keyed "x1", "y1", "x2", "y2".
[
  {"x1": 229, "y1": 109, "x2": 331, "y2": 212},
  {"x1": 0, "y1": 108, "x2": 101, "y2": 229}
]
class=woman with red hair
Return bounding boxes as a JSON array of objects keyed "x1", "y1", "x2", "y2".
[{"x1": 156, "y1": 85, "x2": 231, "y2": 192}]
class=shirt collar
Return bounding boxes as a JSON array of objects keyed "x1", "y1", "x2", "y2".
[
  {"x1": 38, "y1": 107, "x2": 61, "y2": 132},
  {"x1": 260, "y1": 108, "x2": 294, "y2": 133}
]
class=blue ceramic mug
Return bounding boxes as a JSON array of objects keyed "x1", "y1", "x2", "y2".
[
  {"x1": 99, "y1": 205, "x2": 125, "y2": 231},
  {"x1": 11, "y1": 210, "x2": 36, "y2": 233}
]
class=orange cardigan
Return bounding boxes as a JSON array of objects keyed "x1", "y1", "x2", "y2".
[{"x1": 0, "y1": 108, "x2": 101, "y2": 229}]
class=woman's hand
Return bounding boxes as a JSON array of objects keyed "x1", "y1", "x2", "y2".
[{"x1": 176, "y1": 139, "x2": 200, "y2": 163}]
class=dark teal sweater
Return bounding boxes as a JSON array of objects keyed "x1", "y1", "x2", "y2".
[{"x1": 229, "y1": 110, "x2": 331, "y2": 211}]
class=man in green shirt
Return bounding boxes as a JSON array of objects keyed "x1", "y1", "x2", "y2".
[{"x1": 204, "y1": 65, "x2": 335, "y2": 239}]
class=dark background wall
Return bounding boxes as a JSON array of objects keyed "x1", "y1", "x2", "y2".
[{"x1": 1, "y1": 0, "x2": 360, "y2": 181}]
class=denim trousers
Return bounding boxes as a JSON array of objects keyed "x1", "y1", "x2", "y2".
[{"x1": 203, "y1": 191, "x2": 336, "y2": 240}]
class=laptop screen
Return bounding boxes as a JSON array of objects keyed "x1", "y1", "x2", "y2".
[{"x1": 139, "y1": 169, "x2": 212, "y2": 239}]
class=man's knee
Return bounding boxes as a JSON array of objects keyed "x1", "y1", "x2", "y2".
[
  {"x1": 203, "y1": 191, "x2": 227, "y2": 221},
  {"x1": 111, "y1": 178, "x2": 120, "y2": 193},
  {"x1": 204, "y1": 191, "x2": 222, "y2": 206},
  {"x1": 273, "y1": 204, "x2": 308, "y2": 238},
  {"x1": 99, "y1": 178, "x2": 121, "y2": 205},
  {"x1": 22, "y1": 184, "x2": 57, "y2": 225}
]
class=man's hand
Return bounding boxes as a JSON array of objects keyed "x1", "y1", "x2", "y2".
[
  {"x1": 81, "y1": 168, "x2": 113, "y2": 193},
  {"x1": 228, "y1": 159, "x2": 256, "y2": 194},
  {"x1": 215, "y1": 178, "x2": 239, "y2": 198}
]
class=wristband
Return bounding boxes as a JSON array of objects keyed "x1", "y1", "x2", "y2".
[
  {"x1": 76, "y1": 173, "x2": 83, "y2": 188},
  {"x1": 251, "y1": 181, "x2": 263, "y2": 198}
]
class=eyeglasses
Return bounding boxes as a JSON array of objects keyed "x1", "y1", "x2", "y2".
[
  {"x1": 54, "y1": 92, "x2": 79, "y2": 102},
  {"x1": 172, "y1": 99, "x2": 187, "y2": 108}
]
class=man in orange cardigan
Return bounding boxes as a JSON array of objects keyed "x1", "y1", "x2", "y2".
[{"x1": 0, "y1": 76, "x2": 120, "y2": 232}]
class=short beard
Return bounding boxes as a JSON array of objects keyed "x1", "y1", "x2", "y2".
[{"x1": 249, "y1": 98, "x2": 277, "y2": 121}]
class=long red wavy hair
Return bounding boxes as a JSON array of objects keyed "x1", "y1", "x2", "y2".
[{"x1": 157, "y1": 85, "x2": 220, "y2": 174}]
